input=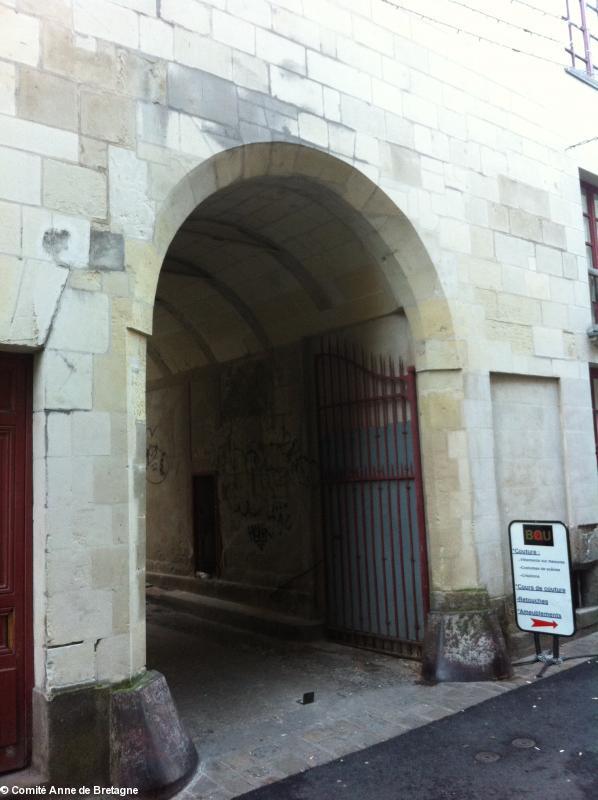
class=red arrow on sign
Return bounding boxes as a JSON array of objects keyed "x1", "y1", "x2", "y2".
[{"x1": 531, "y1": 619, "x2": 558, "y2": 629}]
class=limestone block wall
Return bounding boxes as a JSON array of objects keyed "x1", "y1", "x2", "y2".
[{"x1": 0, "y1": 0, "x2": 596, "y2": 694}]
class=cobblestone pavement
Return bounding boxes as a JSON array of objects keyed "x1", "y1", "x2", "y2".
[{"x1": 146, "y1": 602, "x2": 598, "y2": 800}]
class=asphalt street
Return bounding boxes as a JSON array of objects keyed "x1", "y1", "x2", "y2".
[{"x1": 239, "y1": 659, "x2": 598, "y2": 800}]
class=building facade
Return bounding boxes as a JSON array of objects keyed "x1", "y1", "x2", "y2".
[{"x1": 1, "y1": 0, "x2": 598, "y2": 792}]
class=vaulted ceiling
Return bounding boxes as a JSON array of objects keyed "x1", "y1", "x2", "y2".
[{"x1": 148, "y1": 176, "x2": 399, "y2": 381}]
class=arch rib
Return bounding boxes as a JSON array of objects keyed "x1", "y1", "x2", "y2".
[
  {"x1": 146, "y1": 341, "x2": 172, "y2": 376},
  {"x1": 183, "y1": 218, "x2": 333, "y2": 311},
  {"x1": 155, "y1": 296, "x2": 217, "y2": 364},
  {"x1": 162, "y1": 256, "x2": 272, "y2": 351}
]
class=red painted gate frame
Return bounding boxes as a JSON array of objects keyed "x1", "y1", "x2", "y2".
[{"x1": 315, "y1": 340, "x2": 430, "y2": 658}]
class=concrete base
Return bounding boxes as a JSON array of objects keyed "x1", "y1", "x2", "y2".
[
  {"x1": 31, "y1": 671, "x2": 197, "y2": 796},
  {"x1": 421, "y1": 591, "x2": 513, "y2": 683}
]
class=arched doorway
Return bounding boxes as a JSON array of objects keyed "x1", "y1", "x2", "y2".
[{"x1": 142, "y1": 142, "x2": 457, "y2": 762}]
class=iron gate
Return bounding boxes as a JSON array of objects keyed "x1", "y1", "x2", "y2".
[{"x1": 315, "y1": 340, "x2": 429, "y2": 659}]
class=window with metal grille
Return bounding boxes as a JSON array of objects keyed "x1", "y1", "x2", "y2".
[
  {"x1": 564, "y1": 1, "x2": 598, "y2": 82},
  {"x1": 582, "y1": 182, "x2": 598, "y2": 323}
]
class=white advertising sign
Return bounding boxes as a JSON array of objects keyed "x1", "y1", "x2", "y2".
[{"x1": 509, "y1": 520, "x2": 575, "y2": 638}]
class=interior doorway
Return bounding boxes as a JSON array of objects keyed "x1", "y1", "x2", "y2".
[{"x1": 193, "y1": 474, "x2": 220, "y2": 576}]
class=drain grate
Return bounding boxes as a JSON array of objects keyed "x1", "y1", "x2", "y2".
[
  {"x1": 512, "y1": 738, "x2": 536, "y2": 749},
  {"x1": 475, "y1": 751, "x2": 501, "y2": 763}
]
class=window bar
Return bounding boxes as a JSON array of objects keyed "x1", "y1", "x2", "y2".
[
  {"x1": 579, "y1": 0, "x2": 595, "y2": 76},
  {"x1": 565, "y1": 0, "x2": 578, "y2": 69}
]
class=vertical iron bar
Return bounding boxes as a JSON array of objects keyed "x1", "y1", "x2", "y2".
[
  {"x1": 330, "y1": 338, "x2": 350, "y2": 632},
  {"x1": 383, "y1": 354, "x2": 402, "y2": 639},
  {"x1": 358, "y1": 346, "x2": 374, "y2": 634},
  {"x1": 579, "y1": 0, "x2": 594, "y2": 76},
  {"x1": 389, "y1": 357, "x2": 410, "y2": 639},
  {"x1": 565, "y1": 0, "x2": 577, "y2": 68},
  {"x1": 374, "y1": 353, "x2": 391, "y2": 637},
  {"x1": 343, "y1": 341, "x2": 364, "y2": 633},
  {"x1": 366, "y1": 352, "x2": 382, "y2": 635}
]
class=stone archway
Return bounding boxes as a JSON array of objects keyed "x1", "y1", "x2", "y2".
[
  {"x1": 134, "y1": 143, "x2": 475, "y2": 619},
  {"x1": 127, "y1": 140, "x2": 498, "y2": 629},
  {"x1": 146, "y1": 142, "x2": 461, "y2": 374}
]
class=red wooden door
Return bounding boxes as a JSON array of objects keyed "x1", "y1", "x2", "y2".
[{"x1": 0, "y1": 353, "x2": 32, "y2": 774}]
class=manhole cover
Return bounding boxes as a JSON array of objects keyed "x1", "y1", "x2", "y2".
[
  {"x1": 512, "y1": 738, "x2": 536, "y2": 749},
  {"x1": 475, "y1": 751, "x2": 501, "y2": 763}
]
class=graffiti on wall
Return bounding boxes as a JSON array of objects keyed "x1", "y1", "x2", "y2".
[
  {"x1": 247, "y1": 524, "x2": 274, "y2": 551},
  {"x1": 214, "y1": 418, "x2": 317, "y2": 550},
  {"x1": 146, "y1": 425, "x2": 169, "y2": 484}
]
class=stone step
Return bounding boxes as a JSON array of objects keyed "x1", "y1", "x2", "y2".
[
  {"x1": 146, "y1": 586, "x2": 325, "y2": 642},
  {"x1": 146, "y1": 570, "x2": 314, "y2": 618}
]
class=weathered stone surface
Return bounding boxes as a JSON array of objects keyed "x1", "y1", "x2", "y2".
[
  {"x1": 0, "y1": 115, "x2": 78, "y2": 161},
  {"x1": 422, "y1": 609, "x2": 513, "y2": 683},
  {"x1": 570, "y1": 524, "x2": 598, "y2": 566},
  {"x1": 31, "y1": 685, "x2": 111, "y2": 786},
  {"x1": 140, "y1": 15, "x2": 174, "y2": 60},
  {"x1": 81, "y1": 91, "x2": 136, "y2": 147},
  {"x1": 137, "y1": 102, "x2": 180, "y2": 149},
  {"x1": 46, "y1": 640, "x2": 96, "y2": 687},
  {"x1": 0, "y1": 200, "x2": 21, "y2": 255},
  {"x1": 80, "y1": 136, "x2": 108, "y2": 170},
  {"x1": 173, "y1": 27, "x2": 232, "y2": 79},
  {"x1": 73, "y1": 0, "x2": 139, "y2": 50},
  {"x1": 0, "y1": 60, "x2": 16, "y2": 115},
  {"x1": 0, "y1": 146, "x2": 40, "y2": 204},
  {"x1": 42, "y1": 22, "x2": 118, "y2": 91},
  {"x1": 36, "y1": 350, "x2": 92, "y2": 410},
  {"x1": 17, "y1": 0, "x2": 73, "y2": 25},
  {"x1": 168, "y1": 63, "x2": 239, "y2": 127},
  {"x1": 108, "y1": 147, "x2": 154, "y2": 238},
  {"x1": 160, "y1": 0, "x2": 210, "y2": 33},
  {"x1": 47, "y1": 288, "x2": 110, "y2": 354},
  {"x1": 115, "y1": 48, "x2": 167, "y2": 102},
  {"x1": 17, "y1": 68, "x2": 78, "y2": 131},
  {"x1": 90, "y1": 230, "x2": 125, "y2": 270},
  {"x1": 22, "y1": 206, "x2": 91, "y2": 268},
  {"x1": 270, "y1": 65, "x2": 323, "y2": 115},
  {"x1": 4, "y1": 258, "x2": 68, "y2": 346},
  {"x1": 0, "y1": 6, "x2": 39, "y2": 65},
  {"x1": 110, "y1": 671, "x2": 198, "y2": 792},
  {"x1": 32, "y1": 671, "x2": 195, "y2": 791},
  {"x1": 44, "y1": 160, "x2": 107, "y2": 219}
]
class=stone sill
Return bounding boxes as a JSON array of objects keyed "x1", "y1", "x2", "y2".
[{"x1": 566, "y1": 67, "x2": 598, "y2": 90}]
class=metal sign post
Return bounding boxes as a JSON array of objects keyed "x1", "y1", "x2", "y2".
[{"x1": 509, "y1": 520, "x2": 575, "y2": 676}]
